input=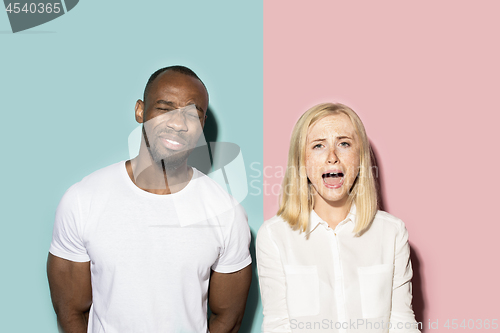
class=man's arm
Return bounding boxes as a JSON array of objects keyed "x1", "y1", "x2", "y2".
[
  {"x1": 208, "y1": 264, "x2": 252, "y2": 333},
  {"x1": 47, "y1": 253, "x2": 92, "y2": 333}
]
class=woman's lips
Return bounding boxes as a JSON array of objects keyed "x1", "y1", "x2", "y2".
[{"x1": 322, "y1": 172, "x2": 344, "y2": 189}]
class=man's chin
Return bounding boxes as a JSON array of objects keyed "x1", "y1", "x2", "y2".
[{"x1": 153, "y1": 151, "x2": 192, "y2": 169}]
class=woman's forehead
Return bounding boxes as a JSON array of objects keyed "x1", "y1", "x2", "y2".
[{"x1": 307, "y1": 113, "x2": 356, "y2": 139}]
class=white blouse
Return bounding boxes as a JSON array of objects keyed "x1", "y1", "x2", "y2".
[{"x1": 256, "y1": 205, "x2": 420, "y2": 333}]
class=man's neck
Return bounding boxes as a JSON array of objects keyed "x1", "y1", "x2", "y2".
[{"x1": 126, "y1": 155, "x2": 193, "y2": 195}]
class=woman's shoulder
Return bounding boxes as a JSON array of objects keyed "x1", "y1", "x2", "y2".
[
  {"x1": 259, "y1": 215, "x2": 290, "y2": 232},
  {"x1": 257, "y1": 215, "x2": 293, "y2": 242},
  {"x1": 372, "y1": 210, "x2": 408, "y2": 233}
]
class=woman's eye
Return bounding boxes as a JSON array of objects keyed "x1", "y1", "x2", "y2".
[
  {"x1": 340, "y1": 142, "x2": 350, "y2": 147},
  {"x1": 313, "y1": 144, "x2": 323, "y2": 149}
]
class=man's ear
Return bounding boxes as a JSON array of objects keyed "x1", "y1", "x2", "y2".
[{"x1": 135, "y1": 100, "x2": 145, "y2": 123}]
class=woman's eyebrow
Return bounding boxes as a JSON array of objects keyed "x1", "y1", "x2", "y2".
[
  {"x1": 309, "y1": 138, "x2": 326, "y2": 143},
  {"x1": 310, "y1": 136, "x2": 353, "y2": 142}
]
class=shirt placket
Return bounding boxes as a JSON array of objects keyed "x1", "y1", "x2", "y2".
[{"x1": 328, "y1": 223, "x2": 348, "y2": 333}]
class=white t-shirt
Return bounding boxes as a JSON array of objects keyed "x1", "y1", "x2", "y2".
[{"x1": 50, "y1": 161, "x2": 252, "y2": 333}]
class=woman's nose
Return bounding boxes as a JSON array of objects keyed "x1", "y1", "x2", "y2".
[{"x1": 327, "y1": 148, "x2": 339, "y2": 164}]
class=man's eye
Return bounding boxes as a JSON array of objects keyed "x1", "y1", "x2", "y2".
[
  {"x1": 157, "y1": 108, "x2": 173, "y2": 112},
  {"x1": 186, "y1": 113, "x2": 199, "y2": 119}
]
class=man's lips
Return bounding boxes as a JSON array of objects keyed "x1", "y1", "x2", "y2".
[{"x1": 158, "y1": 134, "x2": 188, "y2": 151}]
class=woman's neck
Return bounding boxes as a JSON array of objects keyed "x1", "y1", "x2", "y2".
[{"x1": 313, "y1": 195, "x2": 351, "y2": 229}]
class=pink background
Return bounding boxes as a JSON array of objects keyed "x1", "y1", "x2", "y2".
[{"x1": 264, "y1": 1, "x2": 500, "y2": 330}]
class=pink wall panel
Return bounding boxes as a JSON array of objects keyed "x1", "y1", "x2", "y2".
[{"x1": 264, "y1": 1, "x2": 500, "y2": 330}]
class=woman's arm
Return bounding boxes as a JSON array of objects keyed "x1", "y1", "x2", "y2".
[
  {"x1": 256, "y1": 223, "x2": 291, "y2": 333},
  {"x1": 389, "y1": 222, "x2": 421, "y2": 333}
]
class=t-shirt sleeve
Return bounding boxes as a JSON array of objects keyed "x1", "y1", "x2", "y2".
[
  {"x1": 211, "y1": 202, "x2": 252, "y2": 273},
  {"x1": 49, "y1": 184, "x2": 90, "y2": 262}
]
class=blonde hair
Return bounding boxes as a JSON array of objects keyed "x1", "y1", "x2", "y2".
[{"x1": 277, "y1": 103, "x2": 378, "y2": 235}]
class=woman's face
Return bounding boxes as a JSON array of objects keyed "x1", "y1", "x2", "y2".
[{"x1": 305, "y1": 113, "x2": 361, "y2": 208}]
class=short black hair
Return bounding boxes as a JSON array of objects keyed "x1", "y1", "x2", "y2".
[{"x1": 143, "y1": 65, "x2": 208, "y2": 103}]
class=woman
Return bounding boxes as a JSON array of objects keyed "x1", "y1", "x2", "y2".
[{"x1": 257, "y1": 103, "x2": 420, "y2": 333}]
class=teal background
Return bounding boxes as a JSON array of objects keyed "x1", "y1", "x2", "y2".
[{"x1": 0, "y1": 1, "x2": 263, "y2": 332}]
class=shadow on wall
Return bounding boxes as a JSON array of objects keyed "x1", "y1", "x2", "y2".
[
  {"x1": 199, "y1": 106, "x2": 259, "y2": 332},
  {"x1": 371, "y1": 141, "x2": 426, "y2": 331},
  {"x1": 240, "y1": 231, "x2": 259, "y2": 332},
  {"x1": 410, "y1": 245, "x2": 425, "y2": 331},
  {"x1": 203, "y1": 107, "x2": 218, "y2": 145},
  {"x1": 187, "y1": 107, "x2": 218, "y2": 173}
]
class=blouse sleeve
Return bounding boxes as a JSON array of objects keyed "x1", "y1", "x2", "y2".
[
  {"x1": 256, "y1": 223, "x2": 291, "y2": 333},
  {"x1": 389, "y1": 221, "x2": 421, "y2": 333}
]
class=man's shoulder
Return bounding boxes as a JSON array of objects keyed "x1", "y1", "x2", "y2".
[
  {"x1": 67, "y1": 160, "x2": 124, "y2": 195},
  {"x1": 191, "y1": 168, "x2": 236, "y2": 203},
  {"x1": 56, "y1": 161, "x2": 125, "y2": 220},
  {"x1": 179, "y1": 168, "x2": 245, "y2": 219}
]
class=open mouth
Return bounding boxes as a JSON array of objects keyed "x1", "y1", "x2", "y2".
[{"x1": 322, "y1": 172, "x2": 344, "y2": 188}]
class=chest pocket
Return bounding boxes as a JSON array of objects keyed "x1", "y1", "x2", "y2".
[
  {"x1": 284, "y1": 265, "x2": 320, "y2": 317},
  {"x1": 358, "y1": 264, "x2": 393, "y2": 318}
]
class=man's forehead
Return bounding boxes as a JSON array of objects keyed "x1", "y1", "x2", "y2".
[
  {"x1": 147, "y1": 72, "x2": 208, "y2": 106},
  {"x1": 155, "y1": 70, "x2": 203, "y2": 88}
]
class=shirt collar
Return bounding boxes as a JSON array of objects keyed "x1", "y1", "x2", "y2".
[{"x1": 307, "y1": 203, "x2": 357, "y2": 234}]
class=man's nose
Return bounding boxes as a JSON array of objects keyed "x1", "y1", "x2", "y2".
[{"x1": 165, "y1": 110, "x2": 188, "y2": 132}]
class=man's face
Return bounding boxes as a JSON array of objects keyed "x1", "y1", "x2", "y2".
[{"x1": 136, "y1": 71, "x2": 208, "y2": 169}]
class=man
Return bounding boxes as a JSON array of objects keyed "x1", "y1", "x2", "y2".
[{"x1": 47, "y1": 66, "x2": 252, "y2": 333}]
